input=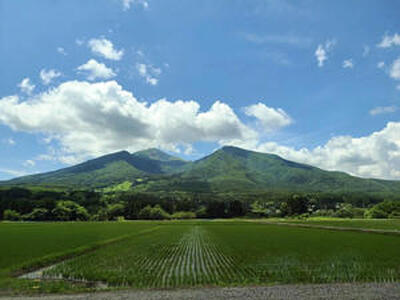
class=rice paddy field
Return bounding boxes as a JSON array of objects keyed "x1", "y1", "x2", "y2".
[
  {"x1": 269, "y1": 218, "x2": 400, "y2": 231},
  {"x1": 1, "y1": 219, "x2": 400, "y2": 294}
]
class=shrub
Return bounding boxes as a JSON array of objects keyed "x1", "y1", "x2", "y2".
[
  {"x1": 107, "y1": 203, "x2": 125, "y2": 220},
  {"x1": 365, "y1": 200, "x2": 400, "y2": 219},
  {"x1": 52, "y1": 201, "x2": 89, "y2": 221},
  {"x1": 138, "y1": 205, "x2": 170, "y2": 220},
  {"x1": 23, "y1": 208, "x2": 49, "y2": 221},
  {"x1": 3, "y1": 209, "x2": 21, "y2": 221},
  {"x1": 171, "y1": 211, "x2": 196, "y2": 219}
]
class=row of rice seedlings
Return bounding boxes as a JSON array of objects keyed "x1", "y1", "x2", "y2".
[{"x1": 127, "y1": 225, "x2": 245, "y2": 288}]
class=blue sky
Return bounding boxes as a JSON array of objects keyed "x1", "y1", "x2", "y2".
[{"x1": 1, "y1": 0, "x2": 400, "y2": 180}]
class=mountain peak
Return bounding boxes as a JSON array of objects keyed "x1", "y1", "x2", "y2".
[{"x1": 133, "y1": 148, "x2": 185, "y2": 162}]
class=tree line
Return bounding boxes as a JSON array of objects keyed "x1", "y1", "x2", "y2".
[{"x1": 1, "y1": 187, "x2": 399, "y2": 221}]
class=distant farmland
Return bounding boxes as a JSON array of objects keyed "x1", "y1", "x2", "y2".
[{"x1": 1, "y1": 220, "x2": 400, "y2": 294}]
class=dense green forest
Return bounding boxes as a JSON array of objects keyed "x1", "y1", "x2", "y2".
[{"x1": 1, "y1": 187, "x2": 400, "y2": 221}]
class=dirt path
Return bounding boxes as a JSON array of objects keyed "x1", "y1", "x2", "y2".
[{"x1": 2, "y1": 283, "x2": 400, "y2": 299}]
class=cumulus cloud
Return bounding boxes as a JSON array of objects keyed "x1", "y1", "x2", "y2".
[
  {"x1": 136, "y1": 63, "x2": 161, "y2": 85},
  {"x1": 17, "y1": 78, "x2": 35, "y2": 95},
  {"x1": 244, "y1": 103, "x2": 292, "y2": 132},
  {"x1": 122, "y1": 0, "x2": 149, "y2": 10},
  {"x1": 77, "y1": 59, "x2": 116, "y2": 80},
  {"x1": 315, "y1": 40, "x2": 335, "y2": 67},
  {"x1": 40, "y1": 69, "x2": 62, "y2": 85},
  {"x1": 0, "y1": 80, "x2": 258, "y2": 161},
  {"x1": 377, "y1": 61, "x2": 385, "y2": 69},
  {"x1": 254, "y1": 122, "x2": 400, "y2": 179},
  {"x1": 377, "y1": 33, "x2": 400, "y2": 48},
  {"x1": 369, "y1": 106, "x2": 397, "y2": 116},
  {"x1": 342, "y1": 59, "x2": 354, "y2": 69},
  {"x1": 88, "y1": 38, "x2": 124, "y2": 60}
]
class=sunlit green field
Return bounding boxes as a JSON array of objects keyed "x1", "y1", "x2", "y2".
[
  {"x1": 267, "y1": 218, "x2": 400, "y2": 231},
  {"x1": 1, "y1": 220, "x2": 400, "y2": 294}
]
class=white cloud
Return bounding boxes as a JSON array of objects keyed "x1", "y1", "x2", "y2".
[
  {"x1": 5, "y1": 80, "x2": 400, "y2": 179},
  {"x1": 40, "y1": 69, "x2": 62, "y2": 85},
  {"x1": 88, "y1": 38, "x2": 124, "y2": 61},
  {"x1": 390, "y1": 58, "x2": 400, "y2": 80},
  {"x1": 2, "y1": 138, "x2": 15, "y2": 146},
  {"x1": 342, "y1": 59, "x2": 354, "y2": 69},
  {"x1": 17, "y1": 78, "x2": 35, "y2": 95},
  {"x1": 254, "y1": 122, "x2": 400, "y2": 179},
  {"x1": 77, "y1": 59, "x2": 116, "y2": 81},
  {"x1": 122, "y1": 0, "x2": 148, "y2": 11},
  {"x1": 377, "y1": 33, "x2": 400, "y2": 48},
  {"x1": 377, "y1": 61, "x2": 385, "y2": 69},
  {"x1": 369, "y1": 106, "x2": 397, "y2": 116},
  {"x1": 244, "y1": 103, "x2": 292, "y2": 132},
  {"x1": 136, "y1": 63, "x2": 161, "y2": 85},
  {"x1": 23, "y1": 159, "x2": 36, "y2": 167},
  {"x1": 0, "y1": 168, "x2": 27, "y2": 177},
  {"x1": 57, "y1": 47, "x2": 67, "y2": 55},
  {"x1": 0, "y1": 80, "x2": 258, "y2": 162},
  {"x1": 76, "y1": 39, "x2": 84, "y2": 46},
  {"x1": 315, "y1": 40, "x2": 336, "y2": 67}
]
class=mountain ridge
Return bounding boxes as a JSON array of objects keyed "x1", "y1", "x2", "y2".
[{"x1": 3, "y1": 146, "x2": 400, "y2": 193}]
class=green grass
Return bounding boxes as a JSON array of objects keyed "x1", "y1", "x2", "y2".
[
  {"x1": 0, "y1": 221, "x2": 157, "y2": 294},
  {"x1": 2, "y1": 220, "x2": 400, "y2": 294},
  {"x1": 42, "y1": 221, "x2": 400, "y2": 289},
  {"x1": 270, "y1": 217, "x2": 400, "y2": 231}
]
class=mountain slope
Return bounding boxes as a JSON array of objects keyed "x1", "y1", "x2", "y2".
[
  {"x1": 7, "y1": 151, "x2": 144, "y2": 188},
  {"x1": 3, "y1": 146, "x2": 400, "y2": 193},
  {"x1": 5, "y1": 149, "x2": 189, "y2": 188},
  {"x1": 150, "y1": 146, "x2": 400, "y2": 193},
  {"x1": 131, "y1": 148, "x2": 190, "y2": 174}
]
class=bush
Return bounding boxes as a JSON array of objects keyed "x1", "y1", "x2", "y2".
[
  {"x1": 311, "y1": 209, "x2": 335, "y2": 217},
  {"x1": 171, "y1": 211, "x2": 196, "y2": 219},
  {"x1": 107, "y1": 203, "x2": 125, "y2": 220},
  {"x1": 138, "y1": 205, "x2": 170, "y2": 220},
  {"x1": 365, "y1": 207, "x2": 388, "y2": 219},
  {"x1": 90, "y1": 208, "x2": 109, "y2": 221},
  {"x1": 52, "y1": 201, "x2": 89, "y2": 221},
  {"x1": 195, "y1": 206, "x2": 207, "y2": 218},
  {"x1": 3, "y1": 209, "x2": 21, "y2": 221},
  {"x1": 23, "y1": 208, "x2": 49, "y2": 221},
  {"x1": 365, "y1": 200, "x2": 400, "y2": 219},
  {"x1": 334, "y1": 203, "x2": 354, "y2": 218}
]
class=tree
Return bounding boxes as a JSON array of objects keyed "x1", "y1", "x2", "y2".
[
  {"x1": 286, "y1": 194, "x2": 308, "y2": 216},
  {"x1": 52, "y1": 201, "x2": 89, "y2": 221},
  {"x1": 3, "y1": 209, "x2": 21, "y2": 221},
  {"x1": 334, "y1": 203, "x2": 354, "y2": 218},
  {"x1": 24, "y1": 208, "x2": 49, "y2": 221},
  {"x1": 250, "y1": 201, "x2": 268, "y2": 217},
  {"x1": 365, "y1": 200, "x2": 400, "y2": 219},
  {"x1": 107, "y1": 203, "x2": 125, "y2": 220},
  {"x1": 138, "y1": 205, "x2": 170, "y2": 220}
]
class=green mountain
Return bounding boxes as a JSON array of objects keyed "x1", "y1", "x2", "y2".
[
  {"x1": 163, "y1": 146, "x2": 400, "y2": 193},
  {"x1": 6, "y1": 149, "x2": 188, "y2": 188},
  {"x1": 131, "y1": 148, "x2": 189, "y2": 174},
  {"x1": 3, "y1": 146, "x2": 400, "y2": 193}
]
